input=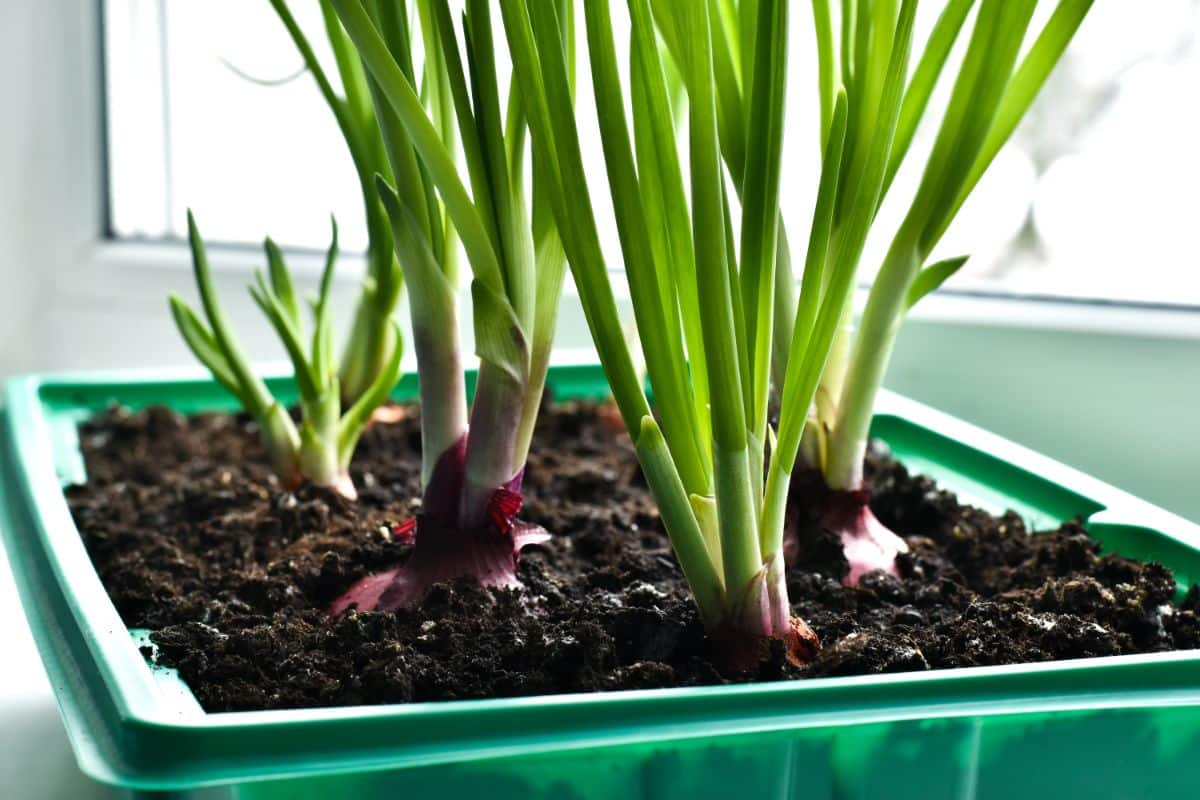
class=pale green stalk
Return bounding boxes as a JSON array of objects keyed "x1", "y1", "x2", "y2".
[{"x1": 171, "y1": 213, "x2": 403, "y2": 498}]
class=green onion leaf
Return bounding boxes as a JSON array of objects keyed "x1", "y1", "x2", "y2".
[{"x1": 905, "y1": 254, "x2": 969, "y2": 310}]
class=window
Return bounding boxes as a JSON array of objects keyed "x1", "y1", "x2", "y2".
[
  {"x1": 105, "y1": 1, "x2": 1200, "y2": 305},
  {"x1": 105, "y1": 0, "x2": 371, "y2": 253}
]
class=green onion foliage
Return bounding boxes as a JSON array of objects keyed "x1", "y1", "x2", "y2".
[
  {"x1": 773, "y1": 0, "x2": 1092, "y2": 585},
  {"x1": 326, "y1": 0, "x2": 570, "y2": 614},
  {"x1": 498, "y1": 0, "x2": 902, "y2": 653},
  {"x1": 170, "y1": 213, "x2": 402, "y2": 499},
  {"x1": 268, "y1": 0, "x2": 404, "y2": 404}
]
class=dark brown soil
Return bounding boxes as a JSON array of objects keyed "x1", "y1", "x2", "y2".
[{"x1": 65, "y1": 401, "x2": 1200, "y2": 712}]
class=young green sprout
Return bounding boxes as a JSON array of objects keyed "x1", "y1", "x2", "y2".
[
  {"x1": 769, "y1": 0, "x2": 1093, "y2": 585},
  {"x1": 170, "y1": 212, "x2": 403, "y2": 500},
  {"x1": 268, "y1": 0, "x2": 404, "y2": 404},
  {"x1": 325, "y1": 0, "x2": 570, "y2": 613},
  {"x1": 499, "y1": 0, "x2": 904, "y2": 662}
]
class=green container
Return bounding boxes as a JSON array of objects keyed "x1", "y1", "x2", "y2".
[{"x1": 4, "y1": 364, "x2": 1200, "y2": 799}]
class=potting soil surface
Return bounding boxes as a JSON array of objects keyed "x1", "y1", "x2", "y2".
[{"x1": 65, "y1": 401, "x2": 1200, "y2": 711}]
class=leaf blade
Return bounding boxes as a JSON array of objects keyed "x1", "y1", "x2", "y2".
[{"x1": 905, "y1": 254, "x2": 969, "y2": 310}]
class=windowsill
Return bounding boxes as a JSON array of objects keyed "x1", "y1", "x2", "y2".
[
  {"x1": 60, "y1": 237, "x2": 368, "y2": 305},
  {"x1": 67, "y1": 237, "x2": 1200, "y2": 341},
  {"x1": 904, "y1": 289, "x2": 1200, "y2": 339}
]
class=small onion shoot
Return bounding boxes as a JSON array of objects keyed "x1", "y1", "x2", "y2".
[{"x1": 171, "y1": 214, "x2": 402, "y2": 500}]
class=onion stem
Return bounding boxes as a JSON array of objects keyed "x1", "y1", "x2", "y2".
[{"x1": 781, "y1": 0, "x2": 1093, "y2": 582}]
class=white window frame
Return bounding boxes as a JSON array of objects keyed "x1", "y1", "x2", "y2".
[{"x1": 6, "y1": 0, "x2": 1200, "y2": 521}]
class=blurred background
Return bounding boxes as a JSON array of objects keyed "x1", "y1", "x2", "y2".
[{"x1": 2, "y1": 2, "x2": 1200, "y2": 795}]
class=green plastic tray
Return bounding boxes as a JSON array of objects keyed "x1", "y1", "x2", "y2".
[{"x1": 4, "y1": 363, "x2": 1200, "y2": 799}]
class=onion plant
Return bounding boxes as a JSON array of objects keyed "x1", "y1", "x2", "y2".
[
  {"x1": 170, "y1": 213, "x2": 402, "y2": 499},
  {"x1": 268, "y1": 0, "x2": 403, "y2": 404},
  {"x1": 496, "y1": 0, "x2": 908, "y2": 658},
  {"x1": 766, "y1": 0, "x2": 1092, "y2": 585},
  {"x1": 325, "y1": 0, "x2": 569, "y2": 613}
]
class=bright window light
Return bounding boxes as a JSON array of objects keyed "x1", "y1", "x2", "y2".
[{"x1": 105, "y1": 0, "x2": 1200, "y2": 304}]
